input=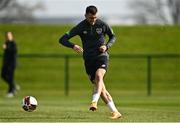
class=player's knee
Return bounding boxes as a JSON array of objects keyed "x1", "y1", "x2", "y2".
[
  {"x1": 95, "y1": 73, "x2": 103, "y2": 82},
  {"x1": 96, "y1": 70, "x2": 104, "y2": 79}
]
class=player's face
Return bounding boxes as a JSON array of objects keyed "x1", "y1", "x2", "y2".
[
  {"x1": 6, "y1": 32, "x2": 13, "y2": 41},
  {"x1": 85, "y1": 13, "x2": 97, "y2": 25}
]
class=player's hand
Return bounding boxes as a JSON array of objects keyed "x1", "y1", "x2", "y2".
[
  {"x1": 99, "y1": 45, "x2": 107, "y2": 53},
  {"x1": 2, "y1": 44, "x2": 6, "y2": 49},
  {"x1": 73, "y1": 45, "x2": 83, "y2": 54}
]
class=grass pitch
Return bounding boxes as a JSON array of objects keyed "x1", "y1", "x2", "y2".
[{"x1": 0, "y1": 91, "x2": 180, "y2": 122}]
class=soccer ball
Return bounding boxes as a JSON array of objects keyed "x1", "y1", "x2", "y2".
[{"x1": 22, "y1": 96, "x2": 38, "y2": 112}]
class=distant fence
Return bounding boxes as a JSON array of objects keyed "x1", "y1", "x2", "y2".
[{"x1": 14, "y1": 53, "x2": 180, "y2": 96}]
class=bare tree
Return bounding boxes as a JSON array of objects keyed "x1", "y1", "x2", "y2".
[
  {"x1": 167, "y1": 0, "x2": 180, "y2": 24},
  {"x1": 129, "y1": 0, "x2": 180, "y2": 24},
  {"x1": 0, "y1": 0, "x2": 44, "y2": 23},
  {"x1": 0, "y1": 0, "x2": 11, "y2": 10}
]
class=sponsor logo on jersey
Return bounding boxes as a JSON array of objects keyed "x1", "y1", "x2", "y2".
[
  {"x1": 96, "y1": 28, "x2": 102, "y2": 34},
  {"x1": 101, "y1": 64, "x2": 106, "y2": 68},
  {"x1": 83, "y1": 30, "x2": 87, "y2": 34}
]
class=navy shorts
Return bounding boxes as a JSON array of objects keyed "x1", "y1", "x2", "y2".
[{"x1": 84, "y1": 55, "x2": 108, "y2": 83}]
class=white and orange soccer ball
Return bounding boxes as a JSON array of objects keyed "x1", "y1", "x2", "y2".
[{"x1": 22, "y1": 96, "x2": 38, "y2": 112}]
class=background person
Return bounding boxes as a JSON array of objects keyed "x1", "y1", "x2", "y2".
[{"x1": 1, "y1": 31, "x2": 18, "y2": 98}]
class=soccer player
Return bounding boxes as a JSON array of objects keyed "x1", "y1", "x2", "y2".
[
  {"x1": 1, "y1": 31, "x2": 18, "y2": 98},
  {"x1": 59, "y1": 5, "x2": 122, "y2": 119}
]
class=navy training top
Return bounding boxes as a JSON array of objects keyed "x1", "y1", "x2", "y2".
[{"x1": 59, "y1": 19, "x2": 116, "y2": 60}]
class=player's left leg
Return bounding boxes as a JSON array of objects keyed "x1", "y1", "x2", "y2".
[{"x1": 100, "y1": 82, "x2": 122, "y2": 119}]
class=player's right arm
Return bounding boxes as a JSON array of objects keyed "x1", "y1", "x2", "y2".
[
  {"x1": 73, "y1": 44, "x2": 83, "y2": 54},
  {"x1": 59, "y1": 25, "x2": 83, "y2": 54}
]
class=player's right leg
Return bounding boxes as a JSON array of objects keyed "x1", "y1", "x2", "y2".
[
  {"x1": 89, "y1": 68, "x2": 106, "y2": 111},
  {"x1": 84, "y1": 59, "x2": 99, "y2": 111}
]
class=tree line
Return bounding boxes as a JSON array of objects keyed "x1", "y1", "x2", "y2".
[{"x1": 0, "y1": 0, "x2": 180, "y2": 24}]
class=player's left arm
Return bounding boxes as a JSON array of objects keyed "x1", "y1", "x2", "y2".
[
  {"x1": 99, "y1": 24, "x2": 115, "y2": 53},
  {"x1": 105, "y1": 24, "x2": 116, "y2": 50}
]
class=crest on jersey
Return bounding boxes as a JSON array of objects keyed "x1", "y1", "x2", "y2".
[{"x1": 96, "y1": 28, "x2": 102, "y2": 34}]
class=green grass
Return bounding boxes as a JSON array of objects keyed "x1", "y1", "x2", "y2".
[
  {"x1": 0, "y1": 24, "x2": 180, "y2": 121},
  {"x1": 0, "y1": 93, "x2": 180, "y2": 122},
  {"x1": 0, "y1": 24, "x2": 180, "y2": 54}
]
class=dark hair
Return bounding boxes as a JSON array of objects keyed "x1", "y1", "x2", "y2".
[
  {"x1": 5, "y1": 31, "x2": 12, "y2": 34},
  {"x1": 86, "y1": 5, "x2": 97, "y2": 15}
]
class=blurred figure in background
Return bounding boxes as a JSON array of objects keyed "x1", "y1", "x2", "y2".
[
  {"x1": 59, "y1": 5, "x2": 122, "y2": 119},
  {"x1": 1, "y1": 31, "x2": 18, "y2": 98}
]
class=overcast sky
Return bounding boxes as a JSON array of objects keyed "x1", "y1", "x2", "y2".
[{"x1": 18, "y1": 0, "x2": 132, "y2": 18}]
